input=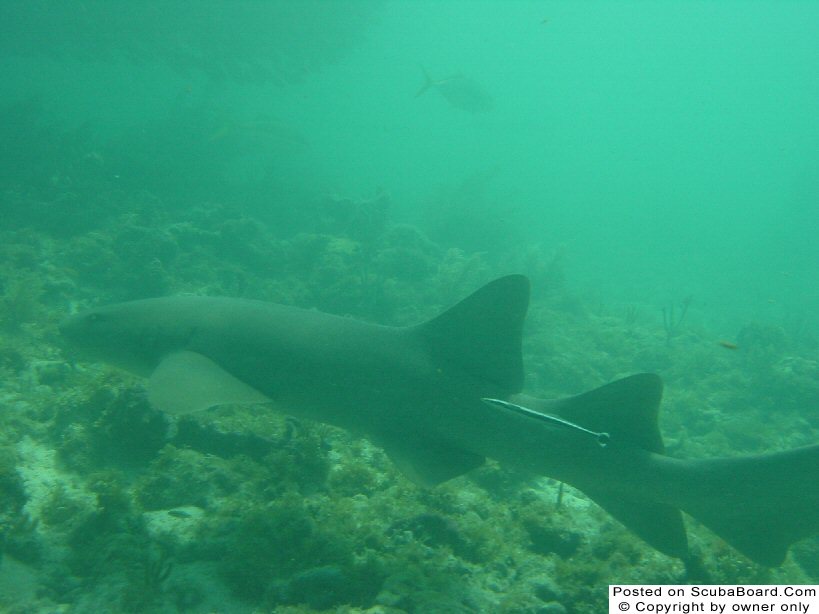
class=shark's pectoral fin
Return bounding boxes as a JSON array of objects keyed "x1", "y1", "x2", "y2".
[
  {"x1": 580, "y1": 485, "x2": 689, "y2": 560},
  {"x1": 384, "y1": 437, "x2": 485, "y2": 487},
  {"x1": 148, "y1": 351, "x2": 270, "y2": 414}
]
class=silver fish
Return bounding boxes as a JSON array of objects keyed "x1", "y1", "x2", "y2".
[{"x1": 416, "y1": 66, "x2": 493, "y2": 113}]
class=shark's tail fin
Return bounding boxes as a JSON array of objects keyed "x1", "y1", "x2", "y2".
[
  {"x1": 523, "y1": 375, "x2": 819, "y2": 565},
  {"x1": 676, "y1": 444, "x2": 819, "y2": 566}
]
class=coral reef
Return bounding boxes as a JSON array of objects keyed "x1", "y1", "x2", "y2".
[{"x1": 0, "y1": 140, "x2": 816, "y2": 613}]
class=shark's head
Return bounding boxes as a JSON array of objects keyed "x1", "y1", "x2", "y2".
[{"x1": 59, "y1": 298, "x2": 199, "y2": 376}]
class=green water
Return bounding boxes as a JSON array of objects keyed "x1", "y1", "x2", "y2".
[{"x1": 0, "y1": 2, "x2": 817, "y2": 612}]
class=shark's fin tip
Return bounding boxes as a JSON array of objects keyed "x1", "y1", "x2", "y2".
[{"x1": 417, "y1": 275, "x2": 529, "y2": 394}]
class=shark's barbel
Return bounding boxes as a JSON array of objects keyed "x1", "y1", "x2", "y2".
[{"x1": 59, "y1": 275, "x2": 819, "y2": 566}]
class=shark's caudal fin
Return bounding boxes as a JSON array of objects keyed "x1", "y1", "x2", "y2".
[
  {"x1": 521, "y1": 376, "x2": 819, "y2": 565},
  {"x1": 677, "y1": 444, "x2": 819, "y2": 566},
  {"x1": 416, "y1": 275, "x2": 529, "y2": 394},
  {"x1": 524, "y1": 375, "x2": 690, "y2": 560},
  {"x1": 557, "y1": 377, "x2": 819, "y2": 565}
]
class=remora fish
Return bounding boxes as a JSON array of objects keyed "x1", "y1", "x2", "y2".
[
  {"x1": 59, "y1": 276, "x2": 819, "y2": 566},
  {"x1": 415, "y1": 66, "x2": 493, "y2": 113}
]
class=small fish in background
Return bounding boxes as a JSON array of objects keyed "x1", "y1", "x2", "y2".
[
  {"x1": 718, "y1": 340, "x2": 739, "y2": 350},
  {"x1": 415, "y1": 66, "x2": 493, "y2": 113}
]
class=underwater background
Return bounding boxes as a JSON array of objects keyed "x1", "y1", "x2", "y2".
[{"x1": 0, "y1": 1, "x2": 817, "y2": 612}]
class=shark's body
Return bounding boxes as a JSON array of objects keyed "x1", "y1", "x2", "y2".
[{"x1": 60, "y1": 275, "x2": 819, "y2": 566}]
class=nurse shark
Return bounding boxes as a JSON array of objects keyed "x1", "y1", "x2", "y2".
[{"x1": 59, "y1": 275, "x2": 819, "y2": 566}]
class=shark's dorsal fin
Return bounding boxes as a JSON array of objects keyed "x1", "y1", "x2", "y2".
[
  {"x1": 546, "y1": 373, "x2": 665, "y2": 453},
  {"x1": 148, "y1": 351, "x2": 270, "y2": 415},
  {"x1": 510, "y1": 374, "x2": 688, "y2": 558},
  {"x1": 416, "y1": 275, "x2": 529, "y2": 394}
]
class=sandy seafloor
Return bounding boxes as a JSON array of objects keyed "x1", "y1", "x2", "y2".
[{"x1": 0, "y1": 159, "x2": 817, "y2": 614}]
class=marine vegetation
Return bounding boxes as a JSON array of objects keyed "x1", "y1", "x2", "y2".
[
  {"x1": 1, "y1": 112, "x2": 817, "y2": 613},
  {"x1": 662, "y1": 296, "x2": 692, "y2": 346},
  {"x1": 58, "y1": 276, "x2": 819, "y2": 571}
]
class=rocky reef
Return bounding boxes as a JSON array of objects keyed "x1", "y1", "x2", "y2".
[{"x1": 0, "y1": 120, "x2": 817, "y2": 612}]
